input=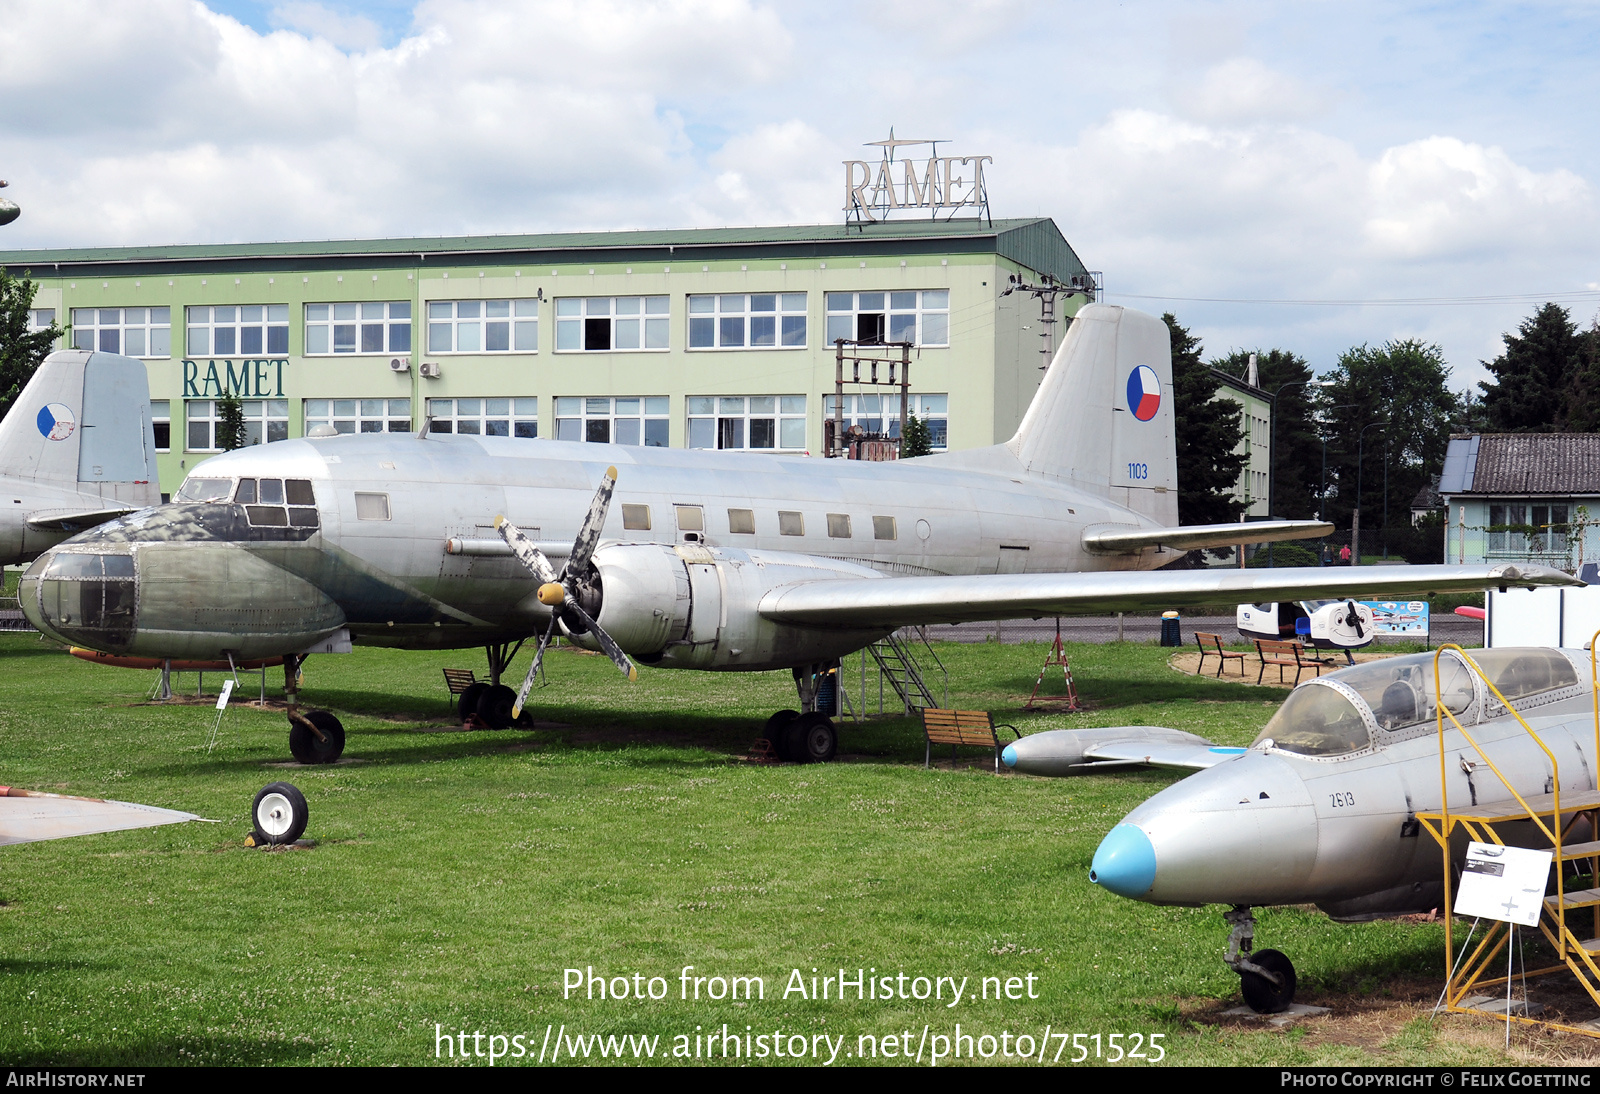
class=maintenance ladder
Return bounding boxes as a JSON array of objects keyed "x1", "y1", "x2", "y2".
[
  {"x1": 1417, "y1": 637, "x2": 1600, "y2": 1036},
  {"x1": 841, "y1": 628, "x2": 946, "y2": 718}
]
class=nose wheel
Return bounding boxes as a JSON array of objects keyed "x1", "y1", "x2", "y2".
[{"x1": 1224, "y1": 906, "x2": 1297, "y2": 1013}]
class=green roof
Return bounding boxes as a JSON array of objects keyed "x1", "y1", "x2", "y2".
[{"x1": 0, "y1": 218, "x2": 1087, "y2": 282}]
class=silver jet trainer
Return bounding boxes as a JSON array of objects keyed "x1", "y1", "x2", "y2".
[
  {"x1": 21, "y1": 305, "x2": 1577, "y2": 765},
  {"x1": 1085, "y1": 646, "x2": 1600, "y2": 1013}
]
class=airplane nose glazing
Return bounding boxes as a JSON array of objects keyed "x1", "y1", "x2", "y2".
[{"x1": 1090, "y1": 823, "x2": 1157, "y2": 898}]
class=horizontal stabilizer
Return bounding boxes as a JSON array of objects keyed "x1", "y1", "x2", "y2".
[
  {"x1": 0, "y1": 787, "x2": 204, "y2": 846},
  {"x1": 26, "y1": 506, "x2": 138, "y2": 533},
  {"x1": 759, "y1": 563, "x2": 1581, "y2": 629},
  {"x1": 1001, "y1": 727, "x2": 1246, "y2": 777},
  {"x1": 1083, "y1": 519, "x2": 1332, "y2": 554}
]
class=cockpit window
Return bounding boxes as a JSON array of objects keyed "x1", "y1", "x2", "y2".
[
  {"x1": 176, "y1": 477, "x2": 232, "y2": 502},
  {"x1": 1251, "y1": 682, "x2": 1373, "y2": 757},
  {"x1": 238, "y1": 478, "x2": 319, "y2": 529},
  {"x1": 1469, "y1": 648, "x2": 1579, "y2": 703},
  {"x1": 1318, "y1": 652, "x2": 1475, "y2": 732}
]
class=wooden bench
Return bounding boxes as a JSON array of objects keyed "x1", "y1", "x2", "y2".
[
  {"x1": 1194, "y1": 631, "x2": 1247, "y2": 678},
  {"x1": 920, "y1": 708, "x2": 1020, "y2": 773},
  {"x1": 442, "y1": 668, "x2": 477, "y2": 708},
  {"x1": 1254, "y1": 639, "x2": 1327, "y2": 686}
]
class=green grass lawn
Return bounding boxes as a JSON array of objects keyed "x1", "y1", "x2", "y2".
[{"x1": 0, "y1": 633, "x2": 1571, "y2": 1066}]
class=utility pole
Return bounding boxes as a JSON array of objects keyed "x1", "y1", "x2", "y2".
[{"x1": 1001, "y1": 272, "x2": 1101, "y2": 372}]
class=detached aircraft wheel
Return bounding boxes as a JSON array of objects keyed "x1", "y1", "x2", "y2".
[
  {"x1": 788, "y1": 712, "x2": 837, "y2": 764},
  {"x1": 458, "y1": 682, "x2": 489, "y2": 723},
  {"x1": 1240, "y1": 949, "x2": 1296, "y2": 1013},
  {"x1": 288, "y1": 710, "x2": 345, "y2": 764},
  {"x1": 764, "y1": 710, "x2": 798, "y2": 761},
  {"x1": 252, "y1": 782, "x2": 308, "y2": 845},
  {"x1": 477, "y1": 685, "x2": 517, "y2": 730}
]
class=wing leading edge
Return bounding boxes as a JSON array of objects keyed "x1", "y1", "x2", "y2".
[
  {"x1": 1082, "y1": 519, "x2": 1333, "y2": 554},
  {"x1": 759, "y1": 563, "x2": 1579, "y2": 629}
]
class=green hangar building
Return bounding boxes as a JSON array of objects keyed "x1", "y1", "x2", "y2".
[{"x1": 3, "y1": 219, "x2": 1093, "y2": 497}]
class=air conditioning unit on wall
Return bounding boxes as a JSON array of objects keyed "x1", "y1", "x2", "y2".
[
  {"x1": 389, "y1": 357, "x2": 410, "y2": 373},
  {"x1": 419, "y1": 362, "x2": 442, "y2": 379}
]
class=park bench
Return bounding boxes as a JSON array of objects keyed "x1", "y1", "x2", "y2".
[
  {"x1": 442, "y1": 668, "x2": 478, "y2": 713},
  {"x1": 920, "y1": 708, "x2": 1020, "y2": 773},
  {"x1": 1253, "y1": 639, "x2": 1328, "y2": 686},
  {"x1": 1194, "y1": 631, "x2": 1247, "y2": 678}
]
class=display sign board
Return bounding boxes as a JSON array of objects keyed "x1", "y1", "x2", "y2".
[
  {"x1": 1362, "y1": 599, "x2": 1429, "y2": 637},
  {"x1": 843, "y1": 134, "x2": 991, "y2": 223},
  {"x1": 1453, "y1": 842, "x2": 1552, "y2": 926}
]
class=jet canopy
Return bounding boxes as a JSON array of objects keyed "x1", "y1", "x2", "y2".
[{"x1": 1250, "y1": 648, "x2": 1580, "y2": 758}]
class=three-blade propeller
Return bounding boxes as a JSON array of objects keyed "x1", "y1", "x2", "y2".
[{"x1": 496, "y1": 465, "x2": 638, "y2": 720}]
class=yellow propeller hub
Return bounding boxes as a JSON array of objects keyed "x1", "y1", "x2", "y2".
[{"x1": 538, "y1": 582, "x2": 567, "y2": 606}]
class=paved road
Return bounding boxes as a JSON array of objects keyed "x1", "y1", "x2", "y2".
[{"x1": 920, "y1": 614, "x2": 1483, "y2": 646}]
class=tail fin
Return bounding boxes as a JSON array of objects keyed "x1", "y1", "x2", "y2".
[
  {"x1": 1005, "y1": 304, "x2": 1177, "y2": 525},
  {"x1": 0, "y1": 350, "x2": 159, "y2": 504}
]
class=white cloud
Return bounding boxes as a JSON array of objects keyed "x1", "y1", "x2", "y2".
[
  {"x1": 270, "y1": 2, "x2": 385, "y2": 50},
  {"x1": 1171, "y1": 57, "x2": 1329, "y2": 125}
]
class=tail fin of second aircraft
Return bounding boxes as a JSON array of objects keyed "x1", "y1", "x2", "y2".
[
  {"x1": 0, "y1": 350, "x2": 159, "y2": 504},
  {"x1": 1004, "y1": 304, "x2": 1179, "y2": 525}
]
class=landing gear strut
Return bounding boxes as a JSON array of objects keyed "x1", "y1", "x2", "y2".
[
  {"x1": 282, "y1": 653, "x2": 347, "y2": 764},
  {"x1": 1225, "y1": 906, "x2": 1296, "y2": 1013},
  {"x1": 764, "y1": 663, "x2": 839, "y2": 763},
  {"x1": 472, "y1": 642, "x2": 528, "y2": 729}
]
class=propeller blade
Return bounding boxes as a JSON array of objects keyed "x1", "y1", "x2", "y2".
[
  {"x1": 563, "y1": 465, "x2": 618, "y2": 580},
  {"x1": 496, "y1": 515, "x2": 559, "y2": 584},
  {"x1": 1346, "y1": 600, "x2": 1365, "y2": 638},
  {"x1": 511, "y1": 616, "x2": 558, "y2": 719},
  {"x1": 560, "y1": 596, "x2": 639, "y2": 682}
]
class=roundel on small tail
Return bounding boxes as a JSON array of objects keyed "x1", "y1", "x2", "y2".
[
  {"x1": 36, "y1": 402, "x2": 76, "y2": 441},
  {"x1": 1126, "y1": 365, "x2": 1161, "y2": 422}
]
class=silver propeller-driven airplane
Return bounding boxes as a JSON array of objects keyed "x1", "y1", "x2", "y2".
[
  {"x1": 18, "y1": 305, "x2": 1577, "y2": 765},
  {"x1": 1005, "y1": 646, "x2": 1600, "y2": 1013},
  {"x1": 0, "y1": 349, "x2": 160, "y2": 563}
]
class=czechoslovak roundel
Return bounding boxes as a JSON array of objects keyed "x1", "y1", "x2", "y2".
[{"x1": 1126, "y1": 365, "x2": 1161, "y2": 422}]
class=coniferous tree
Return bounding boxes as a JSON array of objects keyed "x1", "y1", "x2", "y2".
[
  {"x1": 1479, "y1": 303, "x2": 1582, "y2": 432},
  {"x1": 1165, "y1": 313, "x2": 1246, "y2": 528},
  {"x1": 216, "y1": 392, "x2": 246, "y2": 451},
  {"x1": 0, "y1": 268, "x2": 63, "y2": 422},
  {"x1": 899, "y1": 414, "x2": 932, "y2": 458}
]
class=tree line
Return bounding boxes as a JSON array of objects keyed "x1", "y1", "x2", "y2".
[{"x1": 1168, "y1": 304, "x2": 1600, "y2": 564}]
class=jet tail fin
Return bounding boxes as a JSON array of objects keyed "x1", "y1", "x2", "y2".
[{"x1": 0, "y1": 350, "x2": 159, "y2": 505}]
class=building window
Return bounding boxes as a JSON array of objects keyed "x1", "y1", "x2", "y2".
[
  {"x1": 187, "y1": 305, "x2": 289, "y2": 356},
  {"x1": 555, "y1": 296, "x2": 669, "y2": 351},
  {"x1": 28, "y1": 309, "x2": 56, "y2": 334},
  {"x1": 427, "y1": 299, "x2": 539, "y2": 353},
  {"x1": 824, "y1": 290, "x2": 948, "y2": 346},
  {"x1": 686, "y1": 395, "x2": 806, "y2": 451},
  {"x1": 1487, "y1": 502, "x2": 1569, "y2": 554},
  {"x1": 184, "y1": 398, "x2": 288, "y2": 451},
  {"x1": 823, "y1": 393, "x2": 948, "y2": 448},
  {"x1": 151, "y1": 400, "x2": 170, "y2": 451},
  {"x1": 304, "y1": 302, "x2": 411, "y2": 355},
  {"x1": 70, "y1": 307, "x2": 171, "y2": 357},
  {"x1": 554, "y1": 396, "x2": 668, "y2": 445},
  {"x1": 305, "y1": 398, "x2": 412, "y2": 434},
  {"x1": 426, "y1": 397, "x2": 538, "y2": 438},
  {"x1": 688, "y1": 293, "x2": 806, "y2": 349}
]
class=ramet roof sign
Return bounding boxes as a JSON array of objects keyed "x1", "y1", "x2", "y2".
[{"x1": 844, "y1": 133, "x2": 992, "y2": 225}]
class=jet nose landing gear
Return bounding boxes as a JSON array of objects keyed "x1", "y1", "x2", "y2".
[{"x1": 1224, "y1": 905, "x2": 1297, "y2": 1013}]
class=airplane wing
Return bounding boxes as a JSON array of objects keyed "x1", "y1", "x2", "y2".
[
  {"x1": 759, "y1": 563, "x2": 1579, "y2": 629},
  {"x1": 1083, "y1": 519, "x2": 1332, "y2": 554},
  {"x1": 1000, "y1": 727, "x2": 1248, "y2": 777},
  {"x1": 26, "y1": 506, "x2": 140, "y2": 533},
  {"x1": 0, "y1": 787, "x2": 204, "y2": 846}
]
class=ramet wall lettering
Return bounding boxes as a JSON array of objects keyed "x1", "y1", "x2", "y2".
[{"x1": 182, "y1": 359, "x2": 288, "y2": 398}]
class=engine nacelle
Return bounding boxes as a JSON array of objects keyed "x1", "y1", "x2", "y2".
[{"x1": 581, "y1": 542, "x2": 893, "y2": 671}]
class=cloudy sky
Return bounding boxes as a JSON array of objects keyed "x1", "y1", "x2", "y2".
[{"x1": 2, "y1": 0, "x2": 1598, "y2": 387}]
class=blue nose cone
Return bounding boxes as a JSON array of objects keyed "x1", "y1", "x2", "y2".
[
  {"x1": 1090, "y1": 824, "x2": 1157, "y2": 898},
  {"x1": 1001, "y1": 743, "x2": 1017, "y2": 768}
]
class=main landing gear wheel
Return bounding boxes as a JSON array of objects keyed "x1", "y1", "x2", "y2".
[
  {"x1": 786, "y1": 712, "x2": 837, "y2": 764},
  {"x1": 477, "y1": 684, "x2": 517, "y2": 730},
  {"x1": 288, "y1": 710, "x2": 345, "y2": 764},
  {"x1": 251, "y1": 782, "x2": 308, "y2": 845},
  {"x1": 764, "y1": 710, "x2": 799, "y2": 761},
  {"x1": 1239, "y1": 949, "x2": 1296, "y2": 1013},
  {"x1": 458, "y1": 682, "x2": 489, "y2": 723}
]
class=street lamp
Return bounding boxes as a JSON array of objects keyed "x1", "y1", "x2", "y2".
[
  {"x1": 1315, "y1": 404, "x2": 1362, "y2": 566},
  {"x1": 1266, "y1": 377, "x2": 1334, "y2": 567},
  {"x1": 1353, "y1": 420, "x2": 1388, "y2": 566}
]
